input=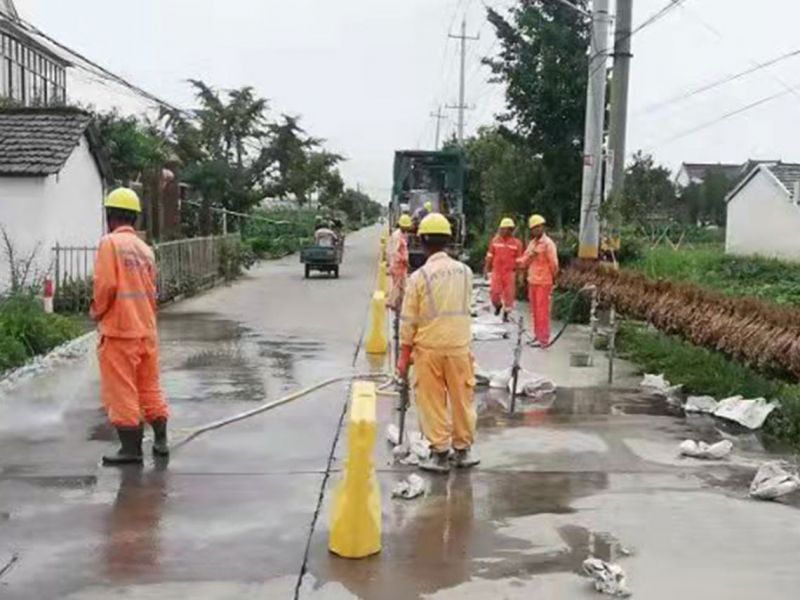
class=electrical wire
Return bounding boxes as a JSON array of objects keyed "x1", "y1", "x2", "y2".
[
  {"x1": 646, "y1": 84, "x2": 800, "y2": 150},
  {"x1": 636, "y1": 48, "x2": 800, "y2": 116}
]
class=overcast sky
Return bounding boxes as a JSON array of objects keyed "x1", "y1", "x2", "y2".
[{"x1": 13, "y1": 0, "x2": 800, "y2": 199}]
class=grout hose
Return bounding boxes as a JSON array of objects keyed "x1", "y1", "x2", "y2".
[{"x1": 171, "y1": 372, "x2": 390, "y2": 451}]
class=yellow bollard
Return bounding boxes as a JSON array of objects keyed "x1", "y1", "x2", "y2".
[
  {"x1": 329, "y1": 381, "x2": 381, "y2": 558},
  {"x1": 365, "y1": 291, "x2": 388, "y2": 355},
  {"x1": 379, "y1": 236, "x2": 388, "y2": 263},
  {"x1": 377, "y1": 261, "x2": 389, "y2": 295}
]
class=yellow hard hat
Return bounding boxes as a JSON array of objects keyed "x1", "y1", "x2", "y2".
[
  {"x1": 104, "y1": 187, "x2": 142, "y2": 213},
  {"x1": 398, "y1": 214, "x2": 413, "y2": 228},
  {"x1": 528, "y1": 214, "x2": 546, "y2": 229},
  {"x1": 499, "y1": 217, "x2": 515, "y2": 229},
  {"x1": 424, "y1": 201, "x2": 434, "y2": 211},
  {"x1": 418, "y1": 213, "x2": 452, "y2": 236}
]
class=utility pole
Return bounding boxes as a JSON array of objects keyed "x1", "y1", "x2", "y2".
[
  {"x1": 430, "y1": 107, "x2": 446, "y2": 150},
  {"x1": 578, "y1": 0, "x2": 612, "y2": 260},
  {"x1": 447, "y1": 18, "x2": 479, "y2": 146},
  {"x1": 607, "y1": 0, "x2": 634, "y2": 229}
]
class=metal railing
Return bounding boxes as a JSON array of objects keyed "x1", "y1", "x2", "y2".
[{"x1": 51, "y1": 234, "x2": 240, "y2": 313}]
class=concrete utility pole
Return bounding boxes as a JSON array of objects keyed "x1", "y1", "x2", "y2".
[
  {"x1": 430, "y1": 107, "x2": 446, "y2": 150},
  {"x1": 447, "y1": 18, "x2": 479, "y2": 146},
  {"x1": 578, "y1": 0, "x2": 612, "y2": 260},
  {"x1": 607, "y1": 0, "x2": 634, "y2": 212}
]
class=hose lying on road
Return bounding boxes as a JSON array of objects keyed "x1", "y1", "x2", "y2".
[{"x1": 171, "y1": 372, "x2": 391, "y2": 451}]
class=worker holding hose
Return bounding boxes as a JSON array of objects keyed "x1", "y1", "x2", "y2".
[
  {"x1": 387, "y1": 214, "x2": 413, "y2": 310},
  {"x1": 484, "y1": 218, "x2": 523, "y2": 323},
  {"x1": 517, "y1": 215, "x2": 559, "y2": 348},
  {"x1": 91, "y1": 188, "x2": 170, "y2": 466},
  {"x1": 398, "y1": 213, "x2": 478, "y2": 473}
]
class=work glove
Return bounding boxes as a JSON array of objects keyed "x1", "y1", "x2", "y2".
[{"x1": 397, "y1": 345, "x2": 413, "y2": 379}]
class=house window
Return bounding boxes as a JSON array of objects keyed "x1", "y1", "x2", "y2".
[{"x1": 0, "y1": 30, "x2": 66, "y2": 106}]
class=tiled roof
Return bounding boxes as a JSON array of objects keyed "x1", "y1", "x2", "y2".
[
  {"x1": 767, "y1": 163, "x2": 800, "y2": 197},
  {"x1": 682, "y1": 163, "x2": 742, "y2": 181},
  {"x1": 0, "y1": 108, "x2": 93, "y2": 176}
]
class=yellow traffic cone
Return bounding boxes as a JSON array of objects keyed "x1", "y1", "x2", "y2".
[
  {"x1": 365, "y1": 291, "x2": 388, "y2": 355},
  {"x1": 329, "y1": 381, "x2": 381, "y2": 558},
  {"x1": 377, "y1": 261, "x2": 389, "y2": 295}
]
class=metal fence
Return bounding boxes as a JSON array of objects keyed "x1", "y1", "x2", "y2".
[{"x1": 51, "y1": 234, "x2": 240, "y2": 313}]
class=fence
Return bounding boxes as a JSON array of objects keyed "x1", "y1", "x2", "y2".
[{"x1": 51, "y1": 234, "x2": 241, "y2": 313}]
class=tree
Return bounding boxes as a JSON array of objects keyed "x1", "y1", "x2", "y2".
[
  {"x1": 613, "y1": 152, "x2": 678, "y2": 226},
  {"x1": 94, "y1": 110, "x2": 170, "y2": 184},
  {"x1": 680, "y1": 169, "x2": 732, "y2": 227},
  {"x1": 455, "y1": 127, "x2": 542, "y2": 237},
  {"x1": 486, "y1": 0, "x2": 590, "y2": 228}
]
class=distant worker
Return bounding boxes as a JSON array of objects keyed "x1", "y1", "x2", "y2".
[
  {"x1": 412, "y1": 200, "x2": 434, "y2": 227},
  {"x1": 398, "y1": 213, "x2": 478, "y2": 473},
  {"x1": 90, "y1": 188, "x2": 170, "y2": 465},
  {"x1": 484, "y1": 218, "x2": 523, "y2": 323},
  {"x1": 517, "y1": 214, "x2": 559, "y2": 348},
  {"x1": 387, "y1": 214, "x2": 413, "y2": 309},
  {"x1": 314, "y1": 222, "x2": 338, "y2": 248}
]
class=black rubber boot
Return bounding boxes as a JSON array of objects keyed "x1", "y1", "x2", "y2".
[
  {"x1": 103, "y1": 426, "x2": 144, "y2": 466},
  {"x1": 420, "y1": 451, "x2": 451, "y2": 474},
  {"x1": 453, "y1": 448, "x2": 481, "y2": 469},
  {"x1": 494, "y1": 304, "x2": 502, "y2": 317},
  {"x1": 502, "y1": 311, "x2": 510, "y2": 323},
  {"x1": 150, "y1": 418, "x2": 170, "y2": 457}
]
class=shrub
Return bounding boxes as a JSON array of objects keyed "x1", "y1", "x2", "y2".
[{"x1": 0, "y1": 295, "x2": 84, "y2": 374}]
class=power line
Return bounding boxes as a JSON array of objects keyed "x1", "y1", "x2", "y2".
[
  {"x1": 647, "y1": 84, "x2": 799, "y2": 149},
  {"x1": 636, "y1": 48, "x2": 800, "y2": 116}
]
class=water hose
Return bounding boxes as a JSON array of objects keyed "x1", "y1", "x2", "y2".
[
  {"x1": 536, "y1": 284, "x2": 598, "y2": 349},
  {"x1": 171, "y1": 372, "x2": 391, "y2": 451}
]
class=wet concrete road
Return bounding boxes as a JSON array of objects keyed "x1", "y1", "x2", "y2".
[{"x1": 3, "y1": 225, "x2": 800, "y2": 599}]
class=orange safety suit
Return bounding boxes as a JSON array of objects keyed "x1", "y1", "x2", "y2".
[
  {"x1": 518, "y1": 234, "x2": 559, "y2": 345},
  {"x1": 90, "y1": 226, "x2": 169, "y2": 428},
  {"x1": 485, "y1": 234, "x2": 523, "y2": 312},
  {"x1": 400, "y1": 252, "x2": 476, "y2": 452},
  {"x1": 387, "y1": 228, "x2": 409, "y2": 310}
]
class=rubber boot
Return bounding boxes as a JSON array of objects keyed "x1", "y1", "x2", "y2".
[
  {"x1": 103, "y1": 426, "x2": 144, "y2": 466},
  {"x1": 502, "y1": 311, "x2": 510, "y2": 323},
  {"x1": 453, "y1": 448, "x2": 480, "y2": 469},
  {"x1": 150, "y1": 418, "x2": 170, "y2": 457},
  {"x1": 420, "y1": 451, "x2": 451, "y2": 474},
  {"x1": 494, "y1": 304, "x2": 502, "y2": 317}
]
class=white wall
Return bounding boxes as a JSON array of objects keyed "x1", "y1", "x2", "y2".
[
  {"x1": 0, "y1": 135, "x2": 104, "y2": 291},
  {"x1": 726, "y1": 170, "x2": 800, "y2": 260}
]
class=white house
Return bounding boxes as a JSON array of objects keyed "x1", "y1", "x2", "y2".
[
  {"x1": 725, "y1": 162, "x2": 800, "y2": 260},
  {"x1": 0, "y1": 107, "x2": 110, "y2": 290}
]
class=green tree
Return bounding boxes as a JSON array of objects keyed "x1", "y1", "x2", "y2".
[
  {"x1": 614, "y1": 152, "x2": 678, "y2": 226},
  {"x1": 486, "y1": 0, "x2": 589, "y2": 228},
  {"x1": 94, "y1": 110, "x2": 169, "y2": 184},
  {"x1": 680, "y1": 169, "x2": 732, "y2": 226}
]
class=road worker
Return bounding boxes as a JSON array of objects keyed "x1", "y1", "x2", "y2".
[
  {"x1": 517, "y1": 214, "x2": 559, "y2": 348},
  {"x1": 484, "y1": 217, "x2": 523, "y2": 323},
  {"x1": 398, "y1": 213, "x2": 478, "y2": 473},
  {"x1": 91, "y1": 188, "x2": 170, "y2": 465},
  {"x1": 387, "y1": 214, "x2": 413, "y2": 310},
  {"x1": 412, "y1": 200, "x2": 434, "y2": 227}
]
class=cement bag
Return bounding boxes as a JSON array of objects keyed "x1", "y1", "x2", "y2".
[
  {"x1": 750, "y1": 461, "x2": 800, "y2": 500},
  {"x1": 714, "y1": 396, "x2": 778, "y2": 430}
]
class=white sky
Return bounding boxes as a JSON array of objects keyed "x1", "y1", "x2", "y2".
[{"x1": 13, "y1": 0, "x2": 800, "y2": 199}]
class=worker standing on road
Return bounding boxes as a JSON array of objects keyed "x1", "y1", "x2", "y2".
[
  {"x1": 387, "y1": 214, "x2": 413, "y2": 310},
  {"x1": 91, "y1": 188, "x2": 170, "y2": 466},
  {"x1": 484, "y1": 218, "x2": 523, "y2": 323},
  {"x1": 398, "y1": 213, "x2": 478, "y2": 474},
  {"x1": 517, "y1": 215, "x2": 559, "y2": 348}
]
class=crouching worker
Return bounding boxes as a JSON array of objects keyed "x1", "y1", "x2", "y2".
[
  {"x1": 397, "y1": 213, "x2": 479, "y2": 473},
  {"x1": 90, "y1": 188, "x2": 170, "y2": 465}
]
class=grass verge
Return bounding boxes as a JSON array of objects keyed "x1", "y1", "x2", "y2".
[
  {"x1": 0, "y1": 295, "x2": 85, "y2": 375},
  {"x1": 618, "y1": 323, "x2": 800, "y2": 447}
]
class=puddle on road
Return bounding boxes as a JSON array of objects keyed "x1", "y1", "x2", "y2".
[
  {"x1": 158, "y1": 312, "x2": 325, "y2": 404},
  {"x1": 316, "y1": 470, "x2": 617, "y2": 599}
]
